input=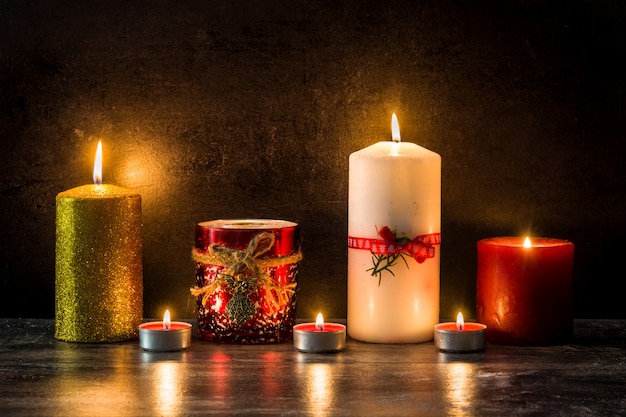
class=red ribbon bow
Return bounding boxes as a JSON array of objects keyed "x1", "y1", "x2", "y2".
[{"x1": 348, "y1": 226, "x2": 441, "y2": 263}]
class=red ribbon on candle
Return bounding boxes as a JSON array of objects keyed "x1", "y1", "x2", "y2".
[{"x1": 348, "y1": 226, "x2": 441, "y2": 263}]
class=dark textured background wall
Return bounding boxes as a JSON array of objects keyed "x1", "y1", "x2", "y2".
[{"x1": 1, "y1": 1, "x2": 624, "y2": 320}]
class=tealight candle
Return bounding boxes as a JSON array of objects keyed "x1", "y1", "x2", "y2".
[
  {"x1": 434, "y1": 312, "x2": 487, "y2": 352},
  {"x1": 139, "y1": 310, "x2": 192, "y2": 352},
  {"x1": 293, "y1": 313, "x2": 346, "y2": 353}
]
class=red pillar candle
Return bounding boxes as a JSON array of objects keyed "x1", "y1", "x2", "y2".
[
  {"x1": 191, "y1": 219, "x2": 301, "y2": 344},
  {"x1": 476, "y1": 236, "x2": 574, "y2": 345}
]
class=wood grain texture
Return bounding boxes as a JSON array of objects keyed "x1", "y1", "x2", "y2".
[{"x1": 1, "y1": 319, "x2": 624, "y2": 416}]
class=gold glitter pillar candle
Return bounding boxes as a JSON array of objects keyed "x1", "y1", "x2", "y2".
[{"x1": 55, "y1": 142, "x2": 143, "y2": 342}]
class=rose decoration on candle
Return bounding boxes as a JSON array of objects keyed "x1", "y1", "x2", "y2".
[{"x1": 349, "y1": 225, "x2": 441, "y2": 285}]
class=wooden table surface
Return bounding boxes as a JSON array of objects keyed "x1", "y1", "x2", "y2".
[{"x1": 1, "y1": 319, "x2": 625, "y2": 416}]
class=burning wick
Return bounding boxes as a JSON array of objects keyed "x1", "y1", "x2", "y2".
[
  {"x1": 315, "y1": 312, "x2": 325, "y2": 331},
  {"x1": 391, "y1": 113, "x2": 401, "y2": 143},
  {"x1": 93, "y1": 141, "x2": 103, "y2": 185},
  {"x1": 163, "y1": 309, "x2": 171, "y2": 331},
  {"x1": 456, "y1": 312, "x2": 464, "y2": 332}
]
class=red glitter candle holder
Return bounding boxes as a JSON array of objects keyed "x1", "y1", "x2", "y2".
[{"x1": 193, "y1": 219, "x2": 301, "y2": 344}]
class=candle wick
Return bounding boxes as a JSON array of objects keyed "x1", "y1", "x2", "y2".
[
  {"x1": 315, "y1": 323, "x2": 324, "y2": 331},
  {"x1": 457, "y1": 323, "x2": 463, "y2": 331}
]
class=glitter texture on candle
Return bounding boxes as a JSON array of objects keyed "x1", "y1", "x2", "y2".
[{"x1": 55, "y1": 184, "x2": 143, "y2": 343}]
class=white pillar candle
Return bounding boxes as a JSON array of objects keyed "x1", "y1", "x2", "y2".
[{"x1": 348, "y1": 114, "x2": 441, "y2": 343}]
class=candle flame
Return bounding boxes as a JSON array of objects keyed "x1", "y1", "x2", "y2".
[
  {"x1": 456, "y1": 312, "x2": 464, "y2": 331},
  {"x1": 163, "y1": 309, "x2": 171, "y2": 330},
  {"x1": 93, "y1": 141, "x2": 103, "y2": 185},
  {"x1": 391, "y1": 113, "x2": 401, "y2": 143},
  {"x1": 524, "y1": 237, "x2": 532, "y2": 248},
  {"x1": 315, "y1": 312, "x2": 324, "y2": 331}
]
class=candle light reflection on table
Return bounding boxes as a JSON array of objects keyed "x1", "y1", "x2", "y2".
[
  {"x1": 49, "y1": 346, "x2": 140, "y2": 416},
  {"x1": 207, "y1": 352, "x2": 232, "y2": 400},
  {"x1": 261, "y1": 352, "x2": 283, "y2": 398},
  {"x1": 304, "y1": 363, "x2": 336, "y2": 417},
  {"x1": 441, "y1": 362, "x2": 476, "y2": 415},
  {"x1": 152, "y1": 362, "x2": 182, "y2": 417}
]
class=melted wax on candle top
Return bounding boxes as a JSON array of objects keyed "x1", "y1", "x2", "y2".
[
  {"x1": 140, "y1": 322, "x2": 191, "y2": 331},
  {"x1": 480, "y1": 236, "x2": 573, "y2": 248},
  {"x1": 296, "y1": 323, "x2": 345, "y2": 333}
]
